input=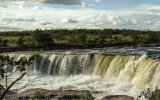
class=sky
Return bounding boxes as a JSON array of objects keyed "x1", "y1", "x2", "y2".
[{"x1": 0, "y1": 0, "x2": 160, "y2": 31}]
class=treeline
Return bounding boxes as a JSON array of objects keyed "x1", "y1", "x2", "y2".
[
  {"x1": 0, "y1": 29, "x2": 159, "y2": 36},
  {"x1": 0, "y1": 29, "x2": 159, "y2": 48},
  {"x1": 0, "y1": 31, "x2": 31, "y2": 36}
]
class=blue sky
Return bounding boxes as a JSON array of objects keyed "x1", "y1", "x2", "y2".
[{"x1": 0, "y1": 0, "x2": 160, "y2": 31}]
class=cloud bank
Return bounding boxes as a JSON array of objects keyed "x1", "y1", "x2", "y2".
[
  {"x1": 0, "y1": 0, "x2": 82, "y2": 5},
  {"x1": 0, "y1": 1, "x2": 160, "y2": 31},
  {"x1": 38, "y1": 0, "x2": 82, "y2": 5}
]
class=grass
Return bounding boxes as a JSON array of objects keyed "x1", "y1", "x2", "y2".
[
  {"x1": 31, "y1": 91, "x2": 48, "y2": 99},
  {"x1": 0, "y1": 33, "x2": 159, "y2": 48},
  {"x1": 79, "y1": 92, "x2": 93, "y2": 100},
  {"x1": 0, "y1": 36, "x2": 20, "y2": 41}
]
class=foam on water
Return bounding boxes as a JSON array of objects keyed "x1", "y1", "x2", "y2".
[
  {"x1": 1, "y1": 47, "x2": 160, "y2": 99},
  {"x1": 9, "y1": 74, "x2": 143, "y2": 100}
]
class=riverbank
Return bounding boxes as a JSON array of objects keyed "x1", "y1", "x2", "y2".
[
  {"x1": 0, "y1": 43, "x2": 159, "y2": 53},
  {"x1": 3, "y1": 88, "x2": 160, "y2": 100},
  {"x1": 4, "y1": 88, "x2": 133, "y2": 100}
]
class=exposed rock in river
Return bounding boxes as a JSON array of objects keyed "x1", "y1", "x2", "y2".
[
  {"x1": 3, "y1": 88, "x2": 136, "y2": 100},
  {"x1": 101, "y1": 95, "x2": 134, "y2": 100},
  {"x1": 9, "y1": 88, "x2": 94, "y2": 100}
]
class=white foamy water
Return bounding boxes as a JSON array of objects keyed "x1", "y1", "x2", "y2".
[
  {"x1": 1, "y1": 47, "x2": 160, "y2": 99},
  {"x1": 8, "y1": 74, "x2": 143, "y2": 100}
]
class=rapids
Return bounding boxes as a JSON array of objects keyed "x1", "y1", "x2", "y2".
[{"x1": 1, "y1": 47, "x2": 160, "y2": 99}]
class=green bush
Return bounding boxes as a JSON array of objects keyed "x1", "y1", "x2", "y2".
[
  {"x1": 31, "y1": 91, "x2": 48, "y2": 99},
  {"x1": 78, "y1": 93, "x2": 93, "y2": 100}
]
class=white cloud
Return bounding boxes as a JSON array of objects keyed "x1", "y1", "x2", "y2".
[
  {"x1": 40, "y1": 21, "x2": 52, "y2": 25},
  {"x1": 2, "y1": 17, "x2": 36, "y2": 23},
  {"x1": 61, "y1": 18, "x2": 78, "y2": 23},
  {"x1": 0, "y1": 4, "x2": 8, "y2": 8},
  {"x1": 0, "y1": 2, "x2": 160, "y2": 31},
  {"x1": 0, "y1": 26, "x2": 23, "y2": 31},
  {"x1": 128, "y1": 19, "x2": 139, "y2": 25},
  {"x1": 0, "y1": 0, "x2": 82, "y2": 5},
  {"x1": 81, "y1": 2, "x2": 88, "y2": 8},
  {"x1": 133, "y1": 4, "x2": 160, "y2": 15},
  {"x1": 107, "y1": 15, "x2": 126, "y2": 25},
  {"x1": 95, "y1": 0, "x2": 103, "y2": 3},
  {"x1": 39, "y1": 0, "x2": 82, "y2": 5},
  {"x1": 15, "y1": 18, "x2": 36, "y2": 22}
]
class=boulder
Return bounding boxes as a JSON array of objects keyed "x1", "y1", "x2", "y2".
[
  {"x1": 101, "y1": 95, "x2": 134, "y2": 100},
  {"x1": 12, "y1": 88, "x2": 94, "y2": 100}
]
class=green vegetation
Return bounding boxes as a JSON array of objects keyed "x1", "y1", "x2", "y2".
[
  {"x1": 31, "y1": 29, "x2": 53, "y2": 46},
  {"x1": 0, "y1": 29, "x2": 159, "y2": 48},
  {"x1": 138, "y1": 88, "x2": 160, "y2": 100},
  {"x1": 31, "y1": 91, "x2": 48, "y2": 99},
  {"x1": 79, "y1": 92, "x2": 93, "y2": 100},
  {"x1": 0, "y1": 54, "x2": 37, "y2": 100},
  {"x1": 17, "y1": 37, "x2": 25, "y2": 47}
]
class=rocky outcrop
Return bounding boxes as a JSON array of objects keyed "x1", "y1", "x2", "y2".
[
  {"x1": 101, "y1": 95, "x2": 134, "y2": 100},
  {"x1": 11, "y1": 88, "x2": 94, "y2": 100}
]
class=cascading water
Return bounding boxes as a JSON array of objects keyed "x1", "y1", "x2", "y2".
[
  {"x1": 30, "y1": 53, "x2": 160, "y2": 88},
  {"x1": 1, "y1": 47, "x2": 160, "y2": 99}
]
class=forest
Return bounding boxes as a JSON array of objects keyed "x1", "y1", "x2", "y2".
[{"x1": 0, "y1": 29, "x2": 159, "y2": 48}]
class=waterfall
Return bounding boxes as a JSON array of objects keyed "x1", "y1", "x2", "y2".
[{"x1": 7, "y1": 52, "x2": 160, "y2": 89}]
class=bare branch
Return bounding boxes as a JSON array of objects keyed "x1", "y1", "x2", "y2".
[{"x1": 0, "y1": 72, "x2": 26, "y2": 100}]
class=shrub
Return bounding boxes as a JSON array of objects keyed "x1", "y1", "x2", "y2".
[
  {"x1": 31, "y1": 91, "x2": 48, "y2": 99},
  {"x1": 79, "y1": 92, "x2": 93, "y2": 100}
]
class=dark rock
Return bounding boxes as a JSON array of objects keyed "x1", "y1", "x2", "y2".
[
  {"x1": 12, "y1": 88, "x2": 94, "y2": 100},
  {"x1": 152, "y1": 89, "x2": 160, "y2": 100},
  {"x1": 153, "y1": 89, "x2": 160, "y2": 95},
  {"x1": 101, "y1": 95, "x2": 134, "y2": 100},
  {"x1": 91, "y1": 91, "x2": 104, "y2": 94}
]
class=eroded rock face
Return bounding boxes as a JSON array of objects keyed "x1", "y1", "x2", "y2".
[
  {"x1": 12, "y1": 88, "x2": 94, "y2": 100},
  {"x1": 101, "y1": 95, "x2": 134, "y2": 100}
]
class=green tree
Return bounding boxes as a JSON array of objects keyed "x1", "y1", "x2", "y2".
[
  {"x1": 17, "y1": 37, "x2": 25, "y2": 47},
  {"x1": 132, "y1": 35, "x2": 140, "y2": 44},
  {"x1": 0, "y1": 54, "x2": 37, "y2": 100},
  {"x1": 68, "y1": 35, "x2": 78, "y2": 45},
  {"x1": 57, "y1": 35, "x2": 65, "y2": 44},
  {"x1": 2, "y1": 39, "x2": 9, "y2": 47},
  {"x1": 32, "y1": 30, "x2": 53, "y2": 46},
  {"x1": 98, "y1": 33, "x2": 106, "y2": 45},
  {"x1": 112, "y1": 36, "x2": 122, "y2": 43},
  {"x1": 25, "y1": 37, "x2": 36, "y2": 47},
  {"x1": 78, "y1": 33, "x2": 87, "y2": 45},
  {"x1": 90, "y1": 37, "x2": 98, "y2": 45},
  {"x1": 0, "y1": 38, "x2": 2, "y2": 46},
  {"x1": 146, "y1": 34, "x2": 160, "y2": 43}
]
